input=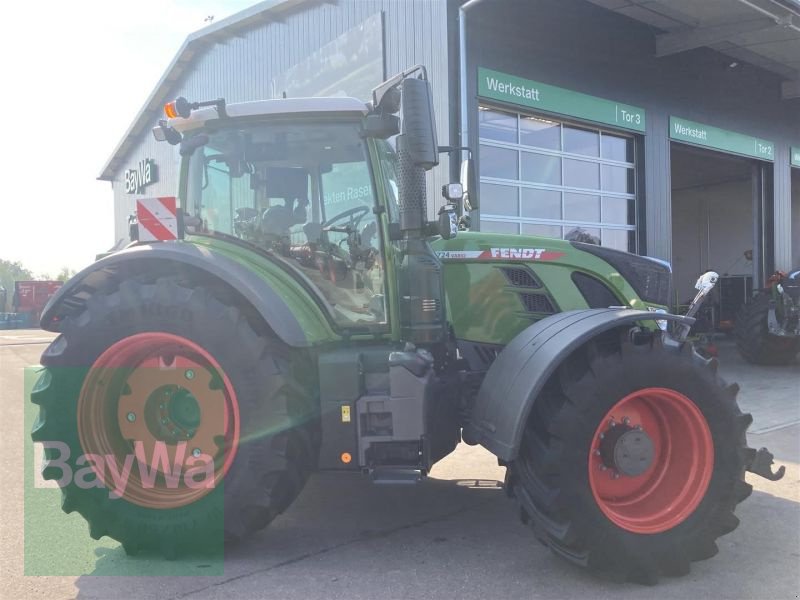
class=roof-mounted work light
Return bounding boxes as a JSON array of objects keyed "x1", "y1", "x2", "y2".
[{"x1": 152, "y1": 119, "x2": 182, "y2": 145}]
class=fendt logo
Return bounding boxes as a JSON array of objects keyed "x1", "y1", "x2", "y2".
[
  {"x1": 490, "y1": 247, "x2": 548, "y2": 259},
  {"x1": 124, "y1": 158, "x2": 158, "y2": 194},
  {"x1": 436, "y1": 248, "x2": 565, "y2": 261}
]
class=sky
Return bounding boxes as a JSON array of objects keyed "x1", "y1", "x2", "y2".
[{"x1": 0, "y1": 0, "x2": 255, "y2": 277}]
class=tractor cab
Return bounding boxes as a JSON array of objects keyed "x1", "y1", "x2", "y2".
[
  {"x1": 156, "y1": 66, "x2": 458, "y2": 345},
  {"x1": 177, "y1": 104, "x2": 396, "y2": 327}
]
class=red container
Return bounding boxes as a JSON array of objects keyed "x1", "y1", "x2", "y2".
[{"x1": 13, "y1": 281, "x2": 63, "y2": 326}]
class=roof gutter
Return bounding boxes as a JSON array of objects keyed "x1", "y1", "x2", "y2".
[
  {"x1": 458, "y1": 0, "x2": 487, "y2": 228},
  {"x1": 735, "y1": 0, "x2": 800, "y2": 33},
  {"x1": 458, "y1": 0, "x2": 486, "y2": 161}
]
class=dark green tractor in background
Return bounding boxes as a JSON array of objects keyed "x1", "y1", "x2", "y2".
[
  {"x1": 32, "y1": 66, "x2": 783, "y2": 584},
  {"x1": 735, "y1": 269, "x2": 800, "y2": 365}
]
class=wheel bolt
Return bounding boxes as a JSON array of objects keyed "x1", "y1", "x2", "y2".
[
  {"x1": 192, "y1": 448, "x2": 202, "y2": 458},
  {"x1": 609, "y1": 420, "x2": 616, "y2": 428},
  {"x1": 600, "y1": 464, "x2": 607, "y2": 471},
  {"x1": 185, "y1": 369, "x2": 195, "y2": 380},
  {"x1": 161, "y1": 418, "x2": 168, "y2": 425},
  {"x1": 593, "y1": 449, "x2": 601, "y2": 456},
  {"x1": 126, "y1": 412, "x2": 136, "y2": 422},
  {"x1": 599, "y1": 433, "x2": 605, "y2": 440},
  {"x1": 622, "y1": 417, "x2": 630, "y2": 426},
  {"x1": 635, "y1": 424, "x2": 643, "y2": 431},
  {"x1": 611, "y1": 472, "x2": 620, "y2": 480}
]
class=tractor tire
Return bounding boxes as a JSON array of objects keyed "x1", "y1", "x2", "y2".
[
  {"x1": 735, "y1": 292, "x2": 800, "y2": 365},
  {"x1": 507, "y1": 331, "x2": 753, "y2": 584},
  {"x1": 31, "y1": 277, "x2": 318, "y2": 557}
]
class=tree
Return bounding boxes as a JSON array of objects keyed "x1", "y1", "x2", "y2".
[
  {"x1": 56, "y1": 267, "x2": 78, "y2": 282},
  {"x1": 0, "y1": 259, "x2": 34, "y2": 312}
]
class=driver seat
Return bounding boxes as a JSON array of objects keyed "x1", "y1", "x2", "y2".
[{"x1": 261, "y1": 195, "x2": 308, "y2": 237}]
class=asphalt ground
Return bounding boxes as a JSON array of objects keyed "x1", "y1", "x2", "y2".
[{"x1": 1, "y1": 328, "x2": 798, "y2": 599}]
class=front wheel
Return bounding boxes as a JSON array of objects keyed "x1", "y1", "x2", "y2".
[{"x1": 508, "y1": 332, "x2": 753, "y2": 584}]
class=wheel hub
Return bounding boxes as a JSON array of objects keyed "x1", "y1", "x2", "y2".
[
  {"x1": 165, "y1": 386, "x2": 202, "y2": 430},
  {"x1": 598, "y1": 422, "x2": 655, "y2": 477}
]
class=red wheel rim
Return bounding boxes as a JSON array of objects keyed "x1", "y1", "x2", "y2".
[
  {"x1": 588, "y1": 387, "x2": 714, "y2": 534},
  {"x1": 78, "y1": 332, "x2": 240, "y2": 509}
]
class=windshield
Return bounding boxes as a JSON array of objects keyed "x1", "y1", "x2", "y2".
[{"x1": 186, "y1": 121, "x2": 387, "y2": 326}]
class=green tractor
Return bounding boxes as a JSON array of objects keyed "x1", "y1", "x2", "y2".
[
  {"x1": 32, "y1": 66, "x2": 783, "y2": 583},
  {"x1": 735, "y1": 269, "x2": 800, "y2": 365}
]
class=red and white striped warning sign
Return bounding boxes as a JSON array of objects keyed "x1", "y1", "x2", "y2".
[{"x1": 136, "y1": 197, "x2": 179, "y2": 242}]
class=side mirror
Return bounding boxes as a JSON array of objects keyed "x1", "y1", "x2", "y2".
[
  {"x1": 460, "y1": 158, "x2": 478, "y2": 211},
  {"x1": 400, "y1": 77, "x2": 439, "y2": 170},
  {"x1": 437, "y1": 203, "x2": 458, "y2": 240}
]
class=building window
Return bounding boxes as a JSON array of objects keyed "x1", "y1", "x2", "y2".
[{"x1": 478, "y1": 106, "x2": 638, "y2": 252}]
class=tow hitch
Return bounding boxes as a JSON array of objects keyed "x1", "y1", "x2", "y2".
[{"x1": 746, "y1": 447, "x2": 786, "y2": 481}]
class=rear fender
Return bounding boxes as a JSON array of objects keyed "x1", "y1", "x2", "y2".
[
  {"x1": 40, "y1": 242, "x2": 314, "y2": 347},
  {"x1": 463, "y1": 308, "x2": 693, "y2": 461}
]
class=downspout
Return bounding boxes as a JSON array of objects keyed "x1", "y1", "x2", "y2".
[{"x1": 459, "y1": 0, "x2": 486, "y2": 228}]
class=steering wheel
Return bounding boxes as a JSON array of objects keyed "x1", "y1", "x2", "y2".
[{"x1": 322, "y1": 205, "x2": 370, "y2": 233}]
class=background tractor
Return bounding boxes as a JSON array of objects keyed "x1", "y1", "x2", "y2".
[
  {"x1": 735, "y1": 269, "x2": 800, "y2": 365},
  {"x1": 32, "y1": 66, "x2": 782, "y2": 583}
]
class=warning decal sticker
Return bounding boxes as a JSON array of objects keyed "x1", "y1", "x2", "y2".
[{"x1": 136, "y1": 197, "x2": 179, "y2": 242}]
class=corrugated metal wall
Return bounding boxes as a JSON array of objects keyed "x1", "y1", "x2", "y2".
[
  {"x1": 110, "y1": 0, "x2": 451, "y2": 243},
  {"x1": 461, "y1": 0, "x2": 800, "y2": 269}
]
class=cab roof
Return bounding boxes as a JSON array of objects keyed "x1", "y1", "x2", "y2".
[{"x1": 169, "y1": 97, "x2": 369, "y2": 133}]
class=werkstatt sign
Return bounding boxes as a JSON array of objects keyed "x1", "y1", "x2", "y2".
[
  {"x1": 669, "y1": 117, "x2": 774, "y2": 161},
  {"x1": 791, "y1": 147, "x2": 800, "y2": 167},
  {"x1": 478, "y1": 67, "x2": 646, "y2": 132}
]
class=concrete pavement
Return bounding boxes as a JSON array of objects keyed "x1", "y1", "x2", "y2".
[{"x1": 2, "y1": 329, "x2": 798, "y2": 599}]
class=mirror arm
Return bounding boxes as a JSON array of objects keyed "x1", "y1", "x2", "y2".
[
  {"x1": 371, "y1": 64, "x2": 428, "y2": 109},
  {"x1": 438, "y1": 145, "x2": 472, "y2": 158},
  {"x1": 439, "y1": 146, "x2": 472, "y2": 158}
]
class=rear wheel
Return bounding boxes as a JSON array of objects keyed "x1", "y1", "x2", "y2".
[
  {"x1": 31, "y1": 278, "x2": 318, "y2": 556},
  {"x1": 508, "y1": 331, "x2": 752, "y2": 584},
  {"x1": 735, "y1": 292, "x2": 800, "y2": 365}
]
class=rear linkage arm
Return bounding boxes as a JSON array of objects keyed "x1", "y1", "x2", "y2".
[{"x1": 673, "y1": 271, "x2": 786, "y2": 482}]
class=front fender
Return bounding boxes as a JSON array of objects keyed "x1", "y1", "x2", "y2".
[
  {"x1": 40, "y1": 241, "x2": 332, "y2": 347},
  {"x1": 463, "y1": 309, "x2": 693, "y2": 461}
]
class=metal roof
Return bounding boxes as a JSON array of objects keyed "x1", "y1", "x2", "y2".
[
  {"x1": 587, "y1": 0, "x2": 800, "y2": 97},
  {"x1": 98, "y1": 0, "x2": 315, "y2": 181}
]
